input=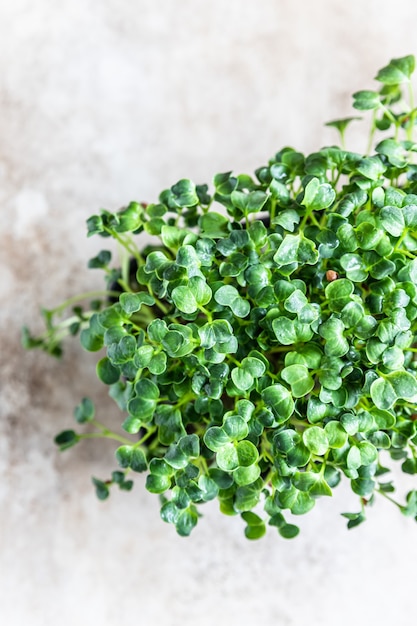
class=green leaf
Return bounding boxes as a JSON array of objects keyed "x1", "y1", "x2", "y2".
[
  {"x1": 127, "y1": 378, "x2": 160, "y2": 422},
  {"x1": 199, "y1": 212, "x2": 230, "y2": 238},
  {"x1": 171, "y1": 277, "x2": 212, "y2": 314},
  {"x1": 155, "y1": 406, "x2": 186, "y2": 445},
  {"x1": 340, "y1": 413, "x2": 359, "y2": 436},
  {"x1": 290, "y1": 491, "x2": 315, "y2": 515},
  {"x1": 272, "y1": 317, "x2": 297, "y2": 344},
  {"x1": 88, "y1": 249, "x2": 112, "y2": 269},
  {"x1": 234, "y1": 464, "x2": 261, "y2": 486},
  {"x1": 179, "y1": 434, "x2": 200, "y2": 459},
  {"x1": 171, "y1": 286, "x2": 197, "y2": 314},
  {"x1": 96, "y1": 357, "x2": 120, "y2": 385},
  {"x1": 121, "y1": 415, "x2": 142, "y2": 434},
  {"x1": 119, "y1": 292, "x2": 155, "y2": 314},
  {"x1": 341, "y1": 510, "x2": 366, "y2": 529},
  {"x1": 324, "y1": 421, "x2": 348, "y2": 448},
  {"x1": 204, "y1": 427, "x2": 231, "y2": 452},
  {"x1": 375, "y1": 55, "x2": 415, "y2": 84},
  {"x1": 231, "y1": 356, "x2": 265, "y2": 391},
  {"x1": 234, "y1": 480, "x2": 263, "y2": 511},
  {"x1": 284, "y1": 289, "x2": 308, "y2": 313},
  {"x1": 340, "y1": 254, "x2": 368, "y2": 282},
  {"x1": 278, "y1": 523, "x2": 300, "y2": 539},
  {"x1": 86, "y1": 214, "x2": 104, "y2": 236},
  {"x1": 379, "y1": 206, "x2": 405, "y2": 237},
  {"x1": 281, "y1": 364, "x2": 314, "y2": 398},
  {"x1": 171, "y1": 179, "x2": 199, "y2": 207},
  {"x1": 74, "y1": 397, "x2": 95, "y2": 423},
  {"x1": 80, "y1": 327, "x2": 103, "y2": 352},
  {"x1": 358, "y1": 441, "x2": 378, "y2": 466},
  {"x1": 55, "y1": 430, "x2": 80, "y2": 451},
  {"x1": 325, "y1": 116, "x2": 361, "y2": 135},
  {"x1": 346, "y1": 446, "x2": 362, "y2": 470},
  {"x1": 370, "y1": 371, "x2": 417, "y2": 409},
  {"x1": 356, "y1": 157, "x2": 385, "y2": 182},
  {"x1": 273, "y1": 234, "x2": 318, "y2": 266},
  {"x1": 236, "y1": 440, "x2": 259, "y2": 467},
  {"x1": 175, "y1": 507, "x2": 199, "y2": 536},
  {"x1": 285, "y1": 344, "x2": 322, "y2": 370},
  {"x1": 231, "y1": 367, "x2": 254, "y2": 391},
  {"x1": 241, "y1": 512, "x2": 266, "y2": 539},
  {"x1": 303, "y1": 427, "x2": 329, "y2": 456},
  {"x1": 216, "y1": 443, "x2": 239, "y2": 471},
  {"x1": 376, "y1": 139, "x2": 408, "y2": 168},
  {"x1": 262, "y1": 384, "x2": 295, "y2": 424},
  {"x1": 319, "y1": 317, "x2": 349, "y2": 357},
  {"x1": 146, "y1": 474, "x2": 171, "y2": 494},
  {"x1": 214, "y1": 285, "x2": 250, "y2": 317},
  {"x1": 352, "y1": 90, "x2": 381, "y2": 111},
  {"x1": 148, "y1": 352, "x2": 167, "y2": 375},
  {"x1": 231, "y1": 190, "x2": 268, "y2": 214},
  {"x1": 209, "y1": 468, "x2": 234, "y2": 489},
  {"x1": 115, "y1": 446, "x2": 147, "y2": 472},
  {"x1": 293, "y1": 471, "x2": 332, "y2": 497},
  {"x1": 160, "y1": 501, "x2": 180, "y2": 525},
  {"x1": 341, "y1": 301, "x2": 365, "y2": 328},
  {"x1": 401, "y1": 490, "x2": 417, "y2": 517},
  {"x1": 92, "y1": 477, "x2": 110, "y2": 500},
  {"x1": 369, "y1": 408, "x2": 395, "y2": 429},
  {"x1": 325, "y1": 279, "x2": 354, "y2": 312},
  {"x1": 301, "y1": 177, "x2": 336, "y2": 211},
  {"x1": 223, "y1": 415, "x2": 249, "y2": 441},
  {"x1": 191, "y1": 276, "x2": 212, "y2": 305},
  {"x1": 272, "y1": 208, "x2": 299, "y2": 231},
  {"x1": 198, "y1": 475, "x2": 219, "y2": 501}
]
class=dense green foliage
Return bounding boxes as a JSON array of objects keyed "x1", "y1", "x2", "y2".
[{"x1": 24, "y1": 56, "x2": 417, "y2": 539}]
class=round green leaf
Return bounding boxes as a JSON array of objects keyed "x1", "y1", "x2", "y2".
[
  {"x1": 325, "y1": 279, "x2": 354, "y2": 312},
  {"x1": 204, "y1": 427, "x2": 231, "y2": 452},
  {"x1": 97, "y1": 357, "x2": 120, "y2": 385},
  {"x1": 281, "y1": 364, "x2": 314, "y2": 398},
  {"x1": 236, "y1": 440, "x2": 259, "y2": 467},
  {"x1": 216, "y1": 443, "x2": 239, "y2": 471},
  {"x1": 146, "y1": 474, "x2": 171, "y2": 494},
  {"x1": 301, "y1": 177, "x2": 336, "y2": 211},
  {"x1": 262, "y1": 384, "x2": 295, "y2": 424},
  {"x1": 231, "y1": 367, "x2": 254, "y2": 391},
  {"x1": 324, "y1": 421, "x2": 348, "y2": 448},
  {"x1": 234, "y1": 464, "x2": 261, "y2": 486},
  {"x1": 346, "y1": 446, "x2": 362, "y2": 470},
  {"x1": 278, "y1": 523, "x2": 300, "y2": 539},
  {"x1": 74, "y1": 397, "x2": 95, "y2": 423},
  {"x1": 303, "y1": 427, "x2": 329, "y2": 456},
  {"x1": 370, "y1": 371, "x2": 417, "y2": 410},
  {"x1": 171, "y1": 286, "x2": 198, "y2": 314},
  {"x1": 223, "y1": 415, "x2": 249, "y2": 441}
]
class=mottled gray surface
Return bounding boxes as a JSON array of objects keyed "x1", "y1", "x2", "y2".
[{"x1": 1, "y1": 1, "x2": 417, "y2": 624}]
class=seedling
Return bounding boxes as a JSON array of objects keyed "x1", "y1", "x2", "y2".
[{"x1": 24, "y1": 56, "x2": 417, "y2": 539}]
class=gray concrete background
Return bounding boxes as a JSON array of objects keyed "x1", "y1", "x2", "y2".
[{"x1": 1, "y1": 1, "x2": 417, "y2": 624}]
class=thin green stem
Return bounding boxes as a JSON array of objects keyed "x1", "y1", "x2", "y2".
[
  {"x1": 136, "y1": 426, "x2": 158, "y2": 447},
  {"x1": 50, "y1": 291, "x2": 120, "y2": 316},
  {"x1": 366, "y1": 111, "x2": 377, "y2": 155},
  {"x1": 376, "y1": 487, "x2": 402, "y2": 509},
  {"x1": 91, "y1": 420, "x2": 133, "y2": 445},
  {"x1": 104, "y1": 227, "x2": 144, "y2": 265},
  {"x1": 407, "y1": 81, "x2": 415, "y2": 142},
  {"x1": 80, "y1": 431, "x2": 133, "y2": 445}
]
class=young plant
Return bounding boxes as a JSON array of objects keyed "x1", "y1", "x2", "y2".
[{"x1": 24, "y1": 55, "x2": 417, "y2": 539}]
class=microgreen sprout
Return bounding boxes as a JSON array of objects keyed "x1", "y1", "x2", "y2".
[{"x1": 24, "y1": 55, "x2": 417, "y2": 539}]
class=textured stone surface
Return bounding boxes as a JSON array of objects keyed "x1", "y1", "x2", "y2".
[{"x1": 1, "y1": 1, "x2": 417, "y2": 624}]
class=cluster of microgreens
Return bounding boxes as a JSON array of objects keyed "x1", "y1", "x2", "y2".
[{"x1": 24, "y1": 56, "x2": 417, "y2": 539}]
